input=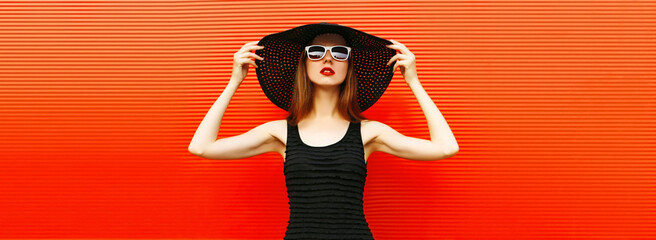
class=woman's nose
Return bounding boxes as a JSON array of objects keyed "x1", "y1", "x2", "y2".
[{"x1": 323, "y1": 51, "x2": 334, "y2": 61}]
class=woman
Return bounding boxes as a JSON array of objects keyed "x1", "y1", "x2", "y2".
[{"x1": 188, "y1": 22, "x2": 459, "y2": 239}]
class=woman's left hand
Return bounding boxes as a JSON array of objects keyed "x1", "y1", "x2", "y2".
[{"x1": 386, "y1": 39, "x2": 418, "y2": 84}]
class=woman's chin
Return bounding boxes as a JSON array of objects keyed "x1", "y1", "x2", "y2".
[{"x1": 311, "y1": 77, "x2": 344, "y2": 86}]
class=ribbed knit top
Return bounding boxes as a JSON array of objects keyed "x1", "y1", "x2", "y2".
[{"x1": 283, "y1": 120, "x2": 374, "y2": 240}]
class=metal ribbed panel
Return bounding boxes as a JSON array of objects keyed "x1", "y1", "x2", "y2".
[{"x1": 0, "y1": 0, "x2": 654, "y2": 239}]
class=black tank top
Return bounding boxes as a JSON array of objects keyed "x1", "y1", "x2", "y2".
[{"x1": 283, "y1": 120, "x2": 374, "y2": 239}]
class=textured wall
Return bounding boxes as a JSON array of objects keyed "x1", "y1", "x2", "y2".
[{"x1": 0, "y1": 0, "x2": 654, "y2": 239}]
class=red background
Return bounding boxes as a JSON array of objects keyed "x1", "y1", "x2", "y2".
[{"x1": 0, "y1": 0, "x2": 654, "y2": 239}]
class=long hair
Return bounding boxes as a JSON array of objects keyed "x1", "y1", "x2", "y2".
[{"x1": 286, "y1": 48, "x2": 368, "y2": 126}]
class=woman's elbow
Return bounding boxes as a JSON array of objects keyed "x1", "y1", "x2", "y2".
[
  {"x1": 188, "y1": 145, "x2": 205, "y2": 157},
  {"x1": 446, "y1": 146, "x2": 459, "y2": 158}
]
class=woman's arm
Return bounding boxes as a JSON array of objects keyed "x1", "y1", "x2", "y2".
[
  {"x1": 187, "y1": 79, "x2": 240, "y2": 156},
  {"x1": 369, "y1": 79, "x2": 459, "y2": 161},
  {"x1": 408, "y1": 79, "x2": 459, "y2": 155},
  {"x1": 373, "y1": 39, "x2": 458, "y2": 160},
  {"x1": 188, "y1": 41, "x2": 264, "y2": 156}
]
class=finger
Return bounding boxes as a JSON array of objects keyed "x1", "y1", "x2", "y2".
[
  {"x1": 390, "y1": 39, "x2": 406, "y2": 48},
  {"x1": 387, "y1": 44, "x2": 406, "y2": 56},
  {"x1": 248, "y1": 59, "x2": 258, "y2": 68},
  {"x1": 246, "y1": 52, "x2": 264, "y2": 60},
  {"x1": 243, "y1": 45, "x2": 264, "y2": 53},
  {"x1": 393, "y1": 60, "x2": 406, "y2": 72},
  {"x1": 237, "y1": 58, "x2": 255, "y2": 67},
  {"x1": 237, "y1": 44, "x2": 263, "y2": 55},
  {"x1": 387, "y1": 54, "x2": 401, "y2": 66},
  {"x1": 389, "y1": 54, "x2": 406, "y2": 66},
  {"x1": 236, "y1": 51, "x2": 261, "y2": 60},
  {"x1": 389, "y1": 39, "x2": 410, "y2": 55}
]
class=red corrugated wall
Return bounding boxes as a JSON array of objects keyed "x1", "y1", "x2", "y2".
[{"x1": 1, "y1": 0, "x2": 654, "y2": 239}]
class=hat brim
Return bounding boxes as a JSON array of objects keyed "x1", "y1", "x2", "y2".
[{"x1": 255, "y1": 22, "x2": 396, "y2": 112}]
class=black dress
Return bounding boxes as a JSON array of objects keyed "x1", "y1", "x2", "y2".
[{"x1": 283, "y1": 120, "x2": 375, "y2": 240}]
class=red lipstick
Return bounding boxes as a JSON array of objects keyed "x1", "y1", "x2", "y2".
[{"x1": 320, "y1": 67, "x2": 334, "y2": 76}]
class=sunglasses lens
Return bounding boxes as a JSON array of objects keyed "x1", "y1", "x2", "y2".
[
  {"x1": 308, "y1": 46, "x2": 325, "y2": 60},
  {"x1": 331, "y1": 46, "x2": 349, "y2": 60}
]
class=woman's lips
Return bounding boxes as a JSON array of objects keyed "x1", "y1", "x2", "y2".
[{"x1": 320, "y1": 67, "x2": 334, "y2": 76}]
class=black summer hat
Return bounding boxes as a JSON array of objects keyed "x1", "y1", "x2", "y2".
[{"x1": 254, "y1": 22, "x2": 396, "y2": 112}]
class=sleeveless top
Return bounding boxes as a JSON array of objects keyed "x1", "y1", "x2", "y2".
[{"x1": 283, "y1": 120, "x2": 375, "y2": 240}]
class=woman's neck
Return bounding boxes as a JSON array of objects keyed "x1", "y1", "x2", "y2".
[{"x1": 308, "y1": 84, "x2": 342, "y2": 121}]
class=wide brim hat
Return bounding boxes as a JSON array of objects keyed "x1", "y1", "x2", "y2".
[{"x1": 254, "y1": 22, "x2": 395, "y2": 112}]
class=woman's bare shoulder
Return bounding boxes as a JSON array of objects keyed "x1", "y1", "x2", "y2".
[
  {"x1": 266, "y1": 119, "x2": 288, "y2": 143},
  {"x1": 263, "y1": 119, "x2": 288, "y2": 158},
  {"x1": 361, "y1": 119, "x2": 383, "y2": 129},
  {"x1": 360, "y1": 119, "x2": 375, "y2": 124},
  {"x1": 359, "y1": 119, "x2": 384, "y2": 145}
]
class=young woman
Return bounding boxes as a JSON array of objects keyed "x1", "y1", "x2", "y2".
[{"x1": 188, "y1": 22, "x2": 459, "y2": 239}]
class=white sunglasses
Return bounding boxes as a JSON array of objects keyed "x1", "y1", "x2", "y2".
[{"x1": 304, "y1": 45, "x2": 351, "y2": 61}]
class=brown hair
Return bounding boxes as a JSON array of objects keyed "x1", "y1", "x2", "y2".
[{"x1": 285, "y1": 48, "x2": 368, "y2": 126}]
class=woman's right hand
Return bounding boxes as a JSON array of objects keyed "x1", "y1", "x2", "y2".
[{"x1": 231, "y1": 41, "x2": 264, "y2": 83}]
